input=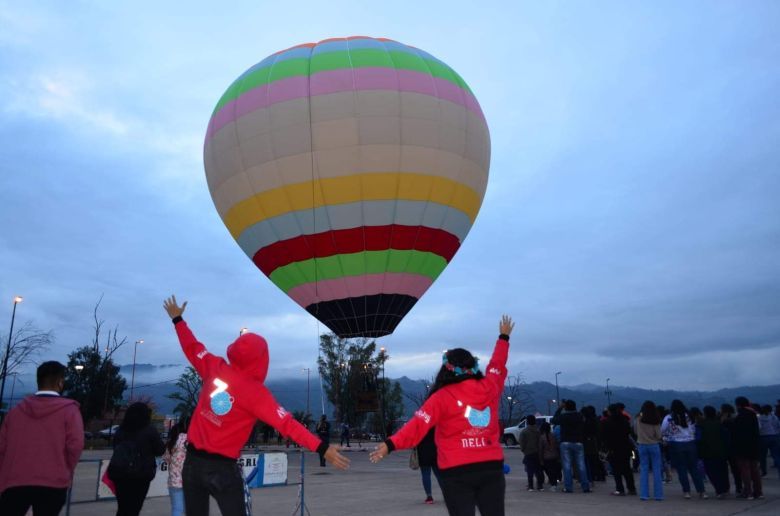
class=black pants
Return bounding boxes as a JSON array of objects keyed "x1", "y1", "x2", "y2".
[
  {"x1": 0, "y1": 486, "x2": 68, "y2": 516},
  {"x1": 543, "y1": 458, "x2": 562, "y2": 486},
  {"x1": 440, "y1": 466, "x2": 505, "y2": 516},
  {"x1": 523, "y1": 453, "x2": 544, "y2": 489},
  {"x1": 702, "y1": 458, "x2": 730, "y2": 495},
  {"x1": 114, "y1": 478, "x2": 151, "y2": 516},
  {"x1": 610, "y1": 455, "x2": 636, "y2": 494},
  {"x1": 183, "y1": 447, "x2": 250, "y2": 516}
]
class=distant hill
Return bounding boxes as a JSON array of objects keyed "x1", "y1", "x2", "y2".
[{"x1": 122, "y1": 367, "x2": 780, "y2": 420}]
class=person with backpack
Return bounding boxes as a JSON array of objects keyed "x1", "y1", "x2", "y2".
[
  {"x1": 163, "y1": 296, "x2": 349, "y2": 516},
  {"x1": 109, "y1": 402, "x2": 165, "y2": 516},
  {"x1": 0, "y1": 361, "x2": 84, "y2": 516},
  {"x1": 370, "y1": 315, "x2": 514, "y2": 516},
  {"x1": 733, "y1": 396, "x2": 762, "y2": 499},
  {"x1": 163, "y1": 417, "x2": 189, "y2": 516}
]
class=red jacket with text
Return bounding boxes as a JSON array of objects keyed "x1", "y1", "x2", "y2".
[
  {"x1": 173, "y1": 318, "x2": 326, "y2": 459},
  {"x1": 386, "y1": 336, "x2": 509, "y2": 471}
]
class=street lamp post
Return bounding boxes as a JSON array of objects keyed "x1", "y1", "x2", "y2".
[
  {"x1": 554, "y1": 371, "x2": 562, "y2": 408},
  {"x1": 302, "y1": 368, "x2": 311, "y2": 417},
  {"x1": 8, "y1": 372, "x2": 20, "y2": 411},
  {"x1": 605, "y1": 378, "x2": 612, "y2": 406},
  {"x1": 0, "y1": 296, "x2": 23, "y2": 417},
  {"x1": 379, "y1": 347, "x2": 387, "y2": 438},
  {"x1": 130, "y1": 339, "x2": 144, "y2": 401}
]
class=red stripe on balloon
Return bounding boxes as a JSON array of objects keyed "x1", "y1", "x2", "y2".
[{"x1": 252, "y1": 225, "x2": 461, "y2": 276}]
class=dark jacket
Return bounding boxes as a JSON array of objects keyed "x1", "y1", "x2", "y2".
[
  {"x1": 696, "y1": 419, "x2": 727, "y2": 460},
  {"x1": 583, "y1": 416, "x2": 600, "y2": 455},
  {"x1": 112, "y1": 425, "x2": 165, "y2": 481},
  {"x1": 732, "y1": 407, "x2": 760, "y2": 459},
  {"x1": 519, "y1": 425, "x2": 541, "y2": 456},
  {"x1": 600, "y1": 416, "x2": 633, "y2": 458},
  {"x1": 552, "y1": 410, "x2": 584, "y2": 443},
  {"x1": 316, "y1": 420, "x2": 331, "y2": 444},
  {"x1": 417, "y1": 428, "x2": 437, "y2": 468}
]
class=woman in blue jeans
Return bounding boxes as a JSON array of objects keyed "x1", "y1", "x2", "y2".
[
  {"x1": 635, "y1": 401, "x2": 663, "y2": 500},
  {"x1": 417, "y1": 428, "x2": 442, "y2": 504},
  {"x1": 661, "y1": 400, "x2": 708, "y2": 499}
]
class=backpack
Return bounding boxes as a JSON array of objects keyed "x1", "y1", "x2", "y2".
[{"x1": 108, "y1": 438, "x2": 147, "y2": 480}]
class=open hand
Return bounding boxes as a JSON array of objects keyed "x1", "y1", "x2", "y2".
[
  {"x1": 369, "y1": 442, "x2": 389, "y2": 464},
  {"x1": 324, "y1": 445, "x2": 350, "y2": 470},
  {"x1": 499, "y1": 315, "x2": 515, "y2": 336},
  {"x1": 163, "y1": 295, "x2": 187, "y2": 320}
]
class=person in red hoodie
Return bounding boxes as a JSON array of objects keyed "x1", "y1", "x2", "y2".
[
  {"x1": 163, "y1": 296, "x2": 349, "y2": 516},
  {"x1": 0, "y1": 361, "x2": 84, "y2": 516},
  {"x1": 370, "y1": 315, "x2": 514, "y2": 516}
]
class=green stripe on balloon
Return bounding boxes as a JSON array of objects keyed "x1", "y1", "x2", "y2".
[
  {"x1": 212, "y1": 50, "x2": 472, "y2": 115},
  {"x1": 268, "y1": 249, "x2": 448, "y2": 293}
]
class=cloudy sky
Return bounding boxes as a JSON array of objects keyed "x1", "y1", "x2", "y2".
[{"x1": 2, "y1": 1, "x2": 779, "y2": 394}]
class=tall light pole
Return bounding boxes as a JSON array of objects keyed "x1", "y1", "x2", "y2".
[
  {"x1": 130, "y1": 339, "x2": 143, "y2": 401},
  {"x1": 554, "y1": 371, "x2": 562, "y2": 408},
  {"x1": 1, "y1": 296, "x2": 23, "y2": 417},
  {"x1": 605, "y1": 378, "x2": 612, "y2": 406},
  {"x1": 302, "y1": 368, "x2": 311, "y2": 418},
  {"x1": 379, "y1": 346, "x2": 387, "y2": 438},
  {"x1": 8, "y1": 372, "x2": 20, "y2": 410}
]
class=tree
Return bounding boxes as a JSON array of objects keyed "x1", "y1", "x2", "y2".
[
  {"x1": 62, "y1": 298, "x2": 128, "y2": 424},
  {"x1": 63, "y1": 346, "x2": 127, "y2": 424},
  {"x1": 0, "y1": 321, "x2": 54, "y2": 390},
  {"x1": 167, "y1": 366, "x2": 202, "y2": 417},
  {"x1": 501, "y1": 374, "x2": 535, "y2": 426},
  {"x1": 403, "y1": 377, "x2": 435, "y2": 409},
  {"x1": 291, "y1": 410, "x2": 313, "y2": 430}
]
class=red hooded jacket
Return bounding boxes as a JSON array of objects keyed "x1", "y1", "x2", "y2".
[
  {"x1": 386, "y1": 336, "x2": 509, "y2": 471},
  {"x1": 0, "y1": 394, "x2": 84, "y2": 491},
  {"x1": 174, "y1": 318, "x2": 326, "y2": 459}
]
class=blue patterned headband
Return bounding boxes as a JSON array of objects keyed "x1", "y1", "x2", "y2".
[{"x1": 442, "y1": 353, "x2": 480, "y2": 376}]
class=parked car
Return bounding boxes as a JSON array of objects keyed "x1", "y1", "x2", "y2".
[
  {"x1": 98, "y1": 425, "x2": 120, "y2": 439},
  {"x1": 502, "y1": 415, "x2": 554, "y2": 446}
]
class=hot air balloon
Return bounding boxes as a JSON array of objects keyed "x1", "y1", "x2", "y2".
[{"x1": 204, "y1": 36, "x2": 490, "y2": 338}]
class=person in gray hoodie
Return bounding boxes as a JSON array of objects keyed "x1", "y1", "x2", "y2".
[{"x1": 519, "y1": 415, "x2": 544, "y2": 491}]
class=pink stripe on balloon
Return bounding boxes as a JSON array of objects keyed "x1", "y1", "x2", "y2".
[
  {"x1": 286, "y1": 272, "x2": 434, "y2": 307},
  {"x1": 206, "y1": 68, "x2": 484, "y2": 140}
]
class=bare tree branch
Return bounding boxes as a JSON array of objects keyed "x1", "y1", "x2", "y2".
[{"x1": 0, "y1": 321, "x2": 54, "y2": 383}]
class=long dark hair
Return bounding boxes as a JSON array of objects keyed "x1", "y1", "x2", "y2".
[
  {"x1": 166, "y1": 416, "x2": 190, "y2": 453},
  {"x1": 540, "y1": 421, "x2": 553, "y2": 445},
  {"x1": 429, "y1": 348, "x2": 484, "y2": 396},
  {"x1": 120, "y1": 402, "x2": 152, "y2": 434},
  {"x1": 639, "y1": 400, "x2": 660, "y2": 425},
  {"x1": 670, "y1": 399, "x2": 689, "y2": 428}
]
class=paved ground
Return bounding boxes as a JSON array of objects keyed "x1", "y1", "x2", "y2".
[{"x1": 66, "y1": 446, "x2": 780, "y2": 515}]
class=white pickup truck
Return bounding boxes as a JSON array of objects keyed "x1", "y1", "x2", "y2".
[{"x1": 502, "y1": 416, "x2": 554, "y2": 446}]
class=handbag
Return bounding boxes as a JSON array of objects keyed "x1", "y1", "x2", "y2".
[{"x1": 409, "y1": 448, "x2": 420, "y2": 470}]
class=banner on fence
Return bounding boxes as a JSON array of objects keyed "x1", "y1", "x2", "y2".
[{"x1": 97, "y1": 452, "x2": 288, "y2": 499}]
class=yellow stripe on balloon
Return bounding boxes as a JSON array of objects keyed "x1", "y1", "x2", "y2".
[{"x1": 223, "y1": 173, "x2": 482, "y2": 239}]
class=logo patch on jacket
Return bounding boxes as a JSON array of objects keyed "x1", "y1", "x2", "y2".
[
  {"x1": 464, "y1": 406, "x2": 490, "y2": 428},
  {"x1": 210, "y1": 378, "x2": 234, "y2": 416}
]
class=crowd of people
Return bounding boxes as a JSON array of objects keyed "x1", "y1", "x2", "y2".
[
  {"x1": 514, "y1": 396, "x2": 780, "y2": 502},
  {"x1": 0, "y1": 303, "x2": 776, "y2": 516}
]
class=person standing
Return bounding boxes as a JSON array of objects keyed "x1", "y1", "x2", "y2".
[
  {"x1": 581, "y1": 406, "x2": 602, "y2": 482},
  {"x1": 552, "y1": 400, "x2": 591, "y2": 493},
  {"x1": 635, "y1": 400, "x2": 663, "y2": 501},
  {"x1": 539, "y1": 421, "x2": 561, "y2": 491},
  {"x1": 662, "y1": 400, "x2": 707, "y2": 499},
  {"x1": 0, "y1": 361, "x2": 84, "y2": 516},
  {"x1": 417, "y1": 428, "x2": 442, "y2": 504},
  {"x1": 316, "y1": 415, "x2": 331, "y2": 467},
  {"x1": 519, "y1": 415, "x2": 544, "y2": 491},
  {"x1": 696, "y1": 406, "x2": 730, "y2": 498},
  {"x1": 733, "y1": 397, "x2": 762, "y2": 499},
  {"x1": 758, "y1": 405, "x2": 780, "y2": 478},
  {"x1": 340, "y1": 422, "x2": 351, "y2": 448},
  {"x1": 720, "y1": 403, "x2": 742, "y2": 494},
  {"x1": 370, "y1": 315, "x2": 515, "y2": 516},
  {"x1": 601, "y1": 404, "x2": 636, "y2": 496},
  {"x1": 162, "y1": 296, "x2": 349, "y2": 516},
  {"x1": 163, "y1": 417, "x2": 189, "y2": 516},
  {"x1": 109, "y1": 402, "x2": 165, "y2": 516}
]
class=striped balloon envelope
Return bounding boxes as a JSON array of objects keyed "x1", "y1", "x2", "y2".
[{"x1": 204, "y1": 36, "x2": 489, "y2": 338}]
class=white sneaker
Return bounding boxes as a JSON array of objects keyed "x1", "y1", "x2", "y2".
[
  {"x1": 684, "y1": 492, "x2": 691, "y2": 499},
  {"x1": 699, "y1": 492, "x2": 708, "y2": 499}
]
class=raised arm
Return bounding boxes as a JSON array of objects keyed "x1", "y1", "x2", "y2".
[
  {"x1": 163, "y1": 295, "x2": 223, "y2": 378},
  {"x1": 484, "y1": 315, "x2": 514, "y2": 399}
]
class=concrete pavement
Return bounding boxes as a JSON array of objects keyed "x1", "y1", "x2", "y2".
[{"x1": 65, "y1": 446, "x2": 780, "y2": 515}]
